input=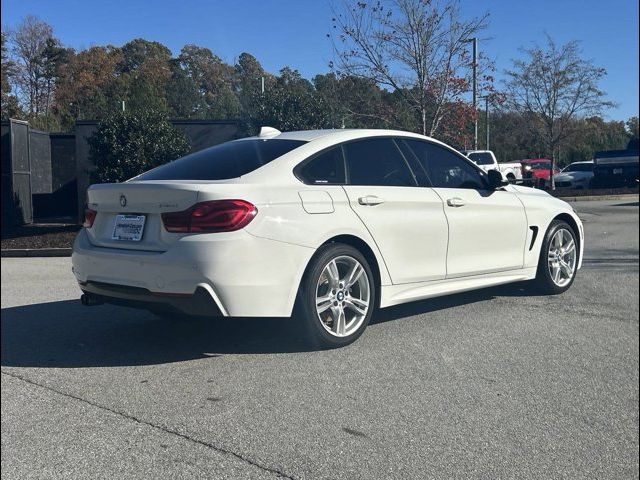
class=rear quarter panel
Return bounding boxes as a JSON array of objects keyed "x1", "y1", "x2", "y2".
[{"x1": 243, "y1": 182, "x2": 393, "y2": 286}]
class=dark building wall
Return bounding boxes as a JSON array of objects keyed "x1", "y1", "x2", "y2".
[
  {"x1": 50, "y1": 134, "x2": 76, "y2": 191},
  {"x1": 32, "y1": 133, "x2": 78, "y2": 219},
  {"x1": 74, "y1": 122, "x2": 98, "y2": 220},
  {"x1": 172, "y1": 120, "x2": 241, "y2": 153},
  {"x1": 29, "y1": 129, "x2": 53, "y2": 194}
]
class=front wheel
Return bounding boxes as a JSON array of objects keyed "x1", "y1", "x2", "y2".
[
  {"x1": 533, "y1": 220, "x2": 579, "y2": 294},
  {"x1": 295, "y1": 243, "x2": 375, "y2": 349}
]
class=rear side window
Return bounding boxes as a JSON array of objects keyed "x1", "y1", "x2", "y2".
[
  {"x1": 406, "y1": 140, "x2": 486, "y2": 190},
  {"x1": 344, "y1": 138, "x2": 416, "y2": 187},
  {"x1": 135, "y1": 139, "x2": 306, "y2": 181},
  {"x1": 298, "y1": 147, "x2": 346, "y2": 184}
]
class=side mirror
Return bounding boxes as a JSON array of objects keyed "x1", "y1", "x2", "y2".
[{"x1": 487, "y1": 169, "x2": 508, "y2": 189}]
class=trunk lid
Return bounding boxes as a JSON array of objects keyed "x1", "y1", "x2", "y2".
[{"x1": 86, "y1": 181, "x2": 206, "y2": 251}]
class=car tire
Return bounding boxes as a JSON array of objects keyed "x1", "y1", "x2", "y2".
[
  {"x1": 533, "y1": 220, "x2": 579, "y2": 295},
  {"x1": 295, "y1": 243, "x2": 376, "y2": 349}
]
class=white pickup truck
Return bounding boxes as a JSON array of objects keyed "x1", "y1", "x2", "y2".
[{"x1": 462, "y1": 150, "x2": 522, "y2": 183}]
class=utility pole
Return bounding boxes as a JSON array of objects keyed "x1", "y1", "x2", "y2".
[
  {"x1": 484, "y1": 96, "x2": 489, "y2": 150},
  {"x1": 260, "y1": 76, "x2": 265, "y2": 94},
  {"x1": 465, "y1": 37, "x2": 478, "y2": 150}
]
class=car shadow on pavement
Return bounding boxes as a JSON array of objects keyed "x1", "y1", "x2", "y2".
[
  {"x1": 1, "y1": 282, "x2": 535, "y2": 368},
  {"x1": 370, "y1": 281, "x2": 541, "y2": 325}
]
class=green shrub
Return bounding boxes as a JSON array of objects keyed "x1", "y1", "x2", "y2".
[{"x1": 89, "y1": 110, "x2": 190, "y2": 183}]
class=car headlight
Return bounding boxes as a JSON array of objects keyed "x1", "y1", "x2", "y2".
[{"x1": 524, "y1": 165, "x2": 532, "y2": 171}]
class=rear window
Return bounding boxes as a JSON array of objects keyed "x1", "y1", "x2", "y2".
[
  {"x1": 467, "y1": 152, "x2": 494, "y2": 165},
  {"x1": 135, "y1": 139, "x2": 306, "y2": 181}
]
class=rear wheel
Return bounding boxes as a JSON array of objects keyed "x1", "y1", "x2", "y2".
[
  {"x1": 533, "y1": 220, "x2": 578, "y2": 294},
  {"x1": 506, "y1": 173, "x2": 516, "y2": 184},
  {"x1": 295, "y1": 243, "x2": 375, "y2": 349}
]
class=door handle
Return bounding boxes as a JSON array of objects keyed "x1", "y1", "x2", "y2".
[
  {"x1": 358, "y1": 195, "x2": 385, "y2": 206},
  {"x1": 447, "y1": 197, "x2": 466, "y2": 207}
]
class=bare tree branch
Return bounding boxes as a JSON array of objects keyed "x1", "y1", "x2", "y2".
[{"x1": 331, "y1": 0, "x2": 490, "y2": 137}]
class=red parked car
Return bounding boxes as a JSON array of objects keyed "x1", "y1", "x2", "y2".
[{"x1": 520, "y1": 158, "x2": 560, "y2": 188}]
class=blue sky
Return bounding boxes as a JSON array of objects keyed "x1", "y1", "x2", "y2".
[{"x1": 2, "y1": 0, "x2": 638, "y2": 120}]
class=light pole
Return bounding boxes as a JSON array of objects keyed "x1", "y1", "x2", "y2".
[{"x1": 465, "y1": 37, "x2": 478, "y2": 150}]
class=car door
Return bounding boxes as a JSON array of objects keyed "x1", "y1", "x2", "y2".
[
  {"x1": 341, "y1": 137, "x2": 448, "y2": 284},
  {"x1": 403, "y1": 139, "x2": 528, "y2": 278}
]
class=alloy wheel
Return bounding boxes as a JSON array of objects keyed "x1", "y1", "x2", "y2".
[
  {"x1": 547, "y1": 228, "x2": 577, "y2": 287},
  {"x1": 315, "y1": 255, "x2": 371, "y2": 337}
]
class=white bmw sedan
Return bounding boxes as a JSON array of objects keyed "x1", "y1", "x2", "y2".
[{"x1": 73, "y1": 128, "x2": 584, "y2": 348}]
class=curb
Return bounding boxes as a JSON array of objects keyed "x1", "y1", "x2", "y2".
[
  {"x1": 1, "y1": 248, "x2": 72, "y2": 258},
  {"x1": 555, "y1": 194, "x2": 639, "y2": 203}
]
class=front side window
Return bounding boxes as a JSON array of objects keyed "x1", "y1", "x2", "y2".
[
  {"x1": 135, "y1": 139, "x2": 306, "y2": 181},
  {"x1": 563, "y1": 163, "x2": 593, "y2": 172},
  {"x1": 405, "y1": 140, "x2": 487, "y2": 190},
  {"x1": 344, "y1": 138, "x2": 416, "y2": 187},
  {"x1": 298, "y1": 147, "x2": 346, "y2": 184}
]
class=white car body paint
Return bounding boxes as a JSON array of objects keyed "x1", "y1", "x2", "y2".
[{"x1": 72, "y1": 129, "x2": 584, "y2": 317}]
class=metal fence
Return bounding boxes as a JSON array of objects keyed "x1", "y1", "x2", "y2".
[{"x1": 1, "y1": 120, "x2": 33, "y2": 226}]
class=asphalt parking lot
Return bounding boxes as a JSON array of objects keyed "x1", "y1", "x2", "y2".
[{"x1": 1, "y1": 199, "x2": 638, "y2": 479}]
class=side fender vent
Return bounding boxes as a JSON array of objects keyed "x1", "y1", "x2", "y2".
[{"x1": 529, "y1": 226, "x2": 539, "y2": 251}]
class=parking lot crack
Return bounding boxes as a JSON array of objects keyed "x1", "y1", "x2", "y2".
[{"x1": 1, "y1": 370, "x2": 295, "y2": 480}]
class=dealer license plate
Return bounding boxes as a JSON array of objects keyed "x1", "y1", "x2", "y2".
[{"x1": 112, "y1": 214, "x2": 146, "y2": 241}]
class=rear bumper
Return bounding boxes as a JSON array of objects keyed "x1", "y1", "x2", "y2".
[
  {"x1": 72, "y1": 229, "x2": 315, "y2": 317},
  {"x1": 81, "y1": 281, "x2": 224, "y2": 317}
]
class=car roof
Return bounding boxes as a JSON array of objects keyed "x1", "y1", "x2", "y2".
[
  {"x1": 568, "y1": 160, "x2": 594, "y2": 164},
  {"x1": 242, "y1": 127, "x2": 448, "y2": 146},
  {"x1": 237, "y1": 128, "x2": 468, "y2": 182}
]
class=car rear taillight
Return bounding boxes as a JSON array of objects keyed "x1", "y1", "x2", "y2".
[
  {"x1": 161, "y1": 200, "x2": 257, "y2": 233},
  {"x1": 83, "y1": 208, "x2": 97, "y2": 228}
]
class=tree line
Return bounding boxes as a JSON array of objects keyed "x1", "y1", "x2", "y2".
[{"x1": 2, "y1": 3, "x2": 638, "y2": 171}]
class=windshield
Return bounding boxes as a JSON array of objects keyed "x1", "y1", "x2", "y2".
[
  {"x1": 562, "y1": 163, "x2": 593, "y2": 172},
  {"x1": 135, "y1": 139, "x2": 307, "y2": 181},
  {"x1": 467, "y1": 152, "x2": 494, "y2": 165}
]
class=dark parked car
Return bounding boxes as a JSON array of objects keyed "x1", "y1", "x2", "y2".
[{"x1": 592, "y1": 140, "x2": 639, "y2": 188}]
